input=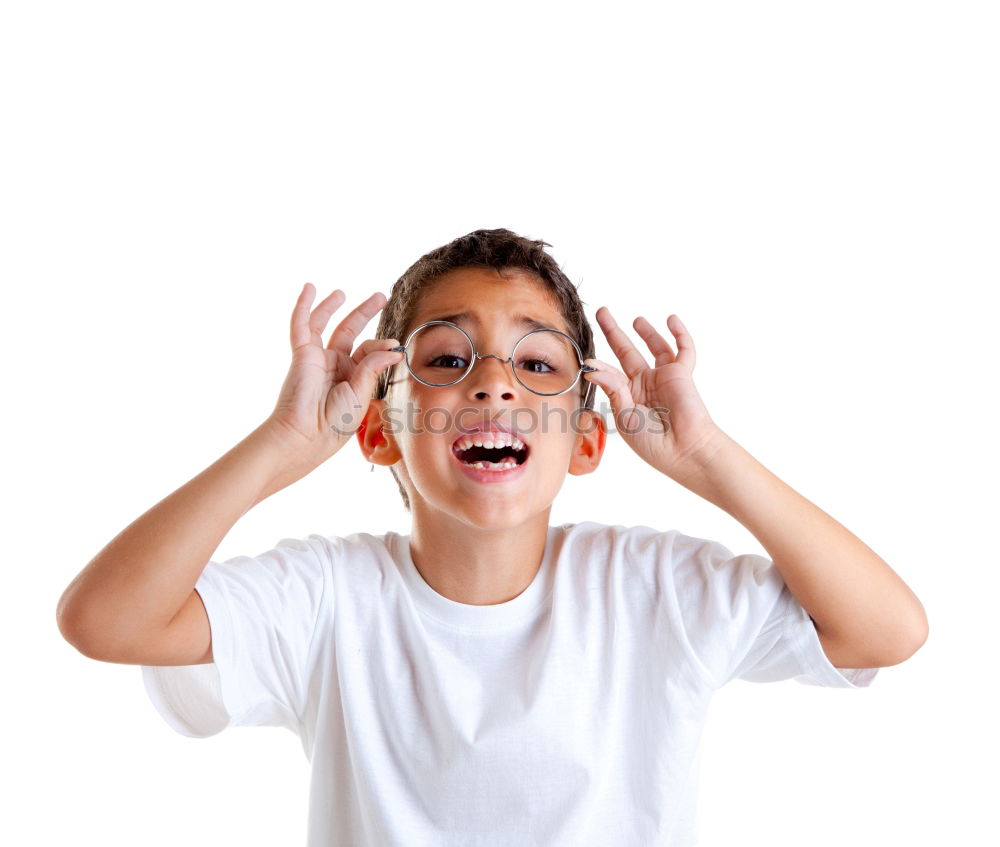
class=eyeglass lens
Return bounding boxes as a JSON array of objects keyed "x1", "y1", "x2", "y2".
[{"x1": 404, "y1": 323, "x2": 581, "y2": 395}]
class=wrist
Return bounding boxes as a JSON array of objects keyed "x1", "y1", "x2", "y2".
[
  {"x1": 672, "y1": 427, "x2": 741, "y2": 500},
  {"x1": 256, "y1": 415, "x2": 335, "y2": 457},
  {"x1": 245, "y1": 420, "x2": 324, "y2": 506},
  {"x1": 672, "y1": 425, "x2": 729, "y2": 477}
]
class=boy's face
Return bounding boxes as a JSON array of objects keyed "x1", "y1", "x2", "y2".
[{"x1": 367, "y1": 267, "x2": 606, "y2": 531}]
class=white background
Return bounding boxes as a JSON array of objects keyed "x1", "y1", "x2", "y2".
[{"x1": 4, "y1": 1, "x2": 997, "y2": 844}]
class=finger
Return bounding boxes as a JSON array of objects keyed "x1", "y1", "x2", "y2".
[
  {"x1": 594, "y1": 307, "x2": 650, "y2": 381},
  {"x1": 350, "y1": 337, "x2": 401, "y2": 367},
  {"x1": 290, "y1": 283, "x2": 322, "y2": 352},
  {"x1": 583, "y1": 357, "x2": 641, "y2": 426},
  {"x1": 291, "y1": 284, "x2": 348, "y2": 351},
  {"x1": 327, "y1": 292, "x2": 389, "y2": 355},
  {"x1": 632, "y1": 316, "x2": 676, "y2": 367},
  {"x1": 667, "y1": 314, "x2": 696, "y2": 371},
  {"x1": 309, "y1": 288, "x2": 350, "y2": 339},
  {"x1": 347, "y1": 347, "x2": 405, "y2": 403}
]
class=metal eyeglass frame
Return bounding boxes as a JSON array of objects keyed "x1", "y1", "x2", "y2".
[{"x1": 380, "y1": 319, "x2": 597, "y2": 407}]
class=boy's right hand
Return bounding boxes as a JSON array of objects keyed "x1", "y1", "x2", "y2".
[{"x1": 263, "y1": 283, "x2": 403, "y2": 470}]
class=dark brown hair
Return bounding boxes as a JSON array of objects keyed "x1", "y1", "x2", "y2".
[{"x1": 372, "y1": 228, "x2": 595, "y2": 510}]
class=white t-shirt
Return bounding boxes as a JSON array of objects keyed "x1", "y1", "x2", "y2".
[{"x1": 142, "y1": 521, "x2": 878, "y2": 846}]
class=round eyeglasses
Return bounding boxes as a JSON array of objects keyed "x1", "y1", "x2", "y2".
[{"x1": 380, "y1": 320, "x2": 596, "y2": 404}]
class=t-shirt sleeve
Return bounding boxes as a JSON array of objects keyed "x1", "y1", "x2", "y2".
[
  {"x1": 140, "y1": 536, "x2": 328, "y2": 738},
  {"x1": 666, "y1": 531, "x2": 879, "y2": 690}
]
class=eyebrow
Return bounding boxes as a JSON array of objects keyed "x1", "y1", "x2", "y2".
[{"x1": 427, "y1": 311, "x2": 559, "y2": 334}]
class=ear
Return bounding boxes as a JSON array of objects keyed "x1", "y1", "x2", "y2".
[
  {"x1": 567, "y1": 408, "x2": 607, "y2": 476},
  {"x1": 357, "y1": 398, "x2": 402, "y2": 466}
]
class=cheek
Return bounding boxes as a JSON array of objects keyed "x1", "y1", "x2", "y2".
[
  {"x1": 396, "y1": 386, "x2": 457, "y2": 425},
  {"x1": 383, "y1": 388, "x2": 443, "y2": 441},
  {"x1": 531, "y1": 400, "x2": 580, "y2": 439}
]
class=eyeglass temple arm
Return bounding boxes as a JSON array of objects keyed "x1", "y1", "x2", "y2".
[
  {"x1": 376, "y1": 347, "x2": 407, "y2": 396},
  {"x1": 582, "y1": 370, "x2": 596, "y2": 410}
]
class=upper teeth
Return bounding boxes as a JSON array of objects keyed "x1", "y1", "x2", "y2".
[{"x1": 454, "y1": 432, "x2": 526, "y2": 452}]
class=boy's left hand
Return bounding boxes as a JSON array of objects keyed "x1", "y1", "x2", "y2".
[{"x1": 584, "y1": 307, "x2": 723, "y2": 483}]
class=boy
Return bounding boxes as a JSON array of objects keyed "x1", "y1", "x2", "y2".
[{"x1": 56, "y1": 228, "x2": 928, "y2": 846}]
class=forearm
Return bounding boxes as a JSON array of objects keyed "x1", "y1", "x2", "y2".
[
  {"x1": 681, "y1": 429, "x2": 928, "y2": 665},
  {"x1": 57, "y1": 421, "x2": 299, "y2": 654}
]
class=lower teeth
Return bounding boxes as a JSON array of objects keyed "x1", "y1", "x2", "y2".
[{"x1": 466, "y1": 460, "x2": 518, "y2": 471}]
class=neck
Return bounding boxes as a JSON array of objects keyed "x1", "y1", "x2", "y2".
[{"x1": 408, "y1": 505, "x2": 552, "y2": 606}]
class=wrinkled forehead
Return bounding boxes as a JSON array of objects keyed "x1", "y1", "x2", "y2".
[{"x1": 407, "y1": 268, "x2": 569, "y2": 339}]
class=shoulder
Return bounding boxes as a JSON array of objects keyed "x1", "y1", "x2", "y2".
[
  {"x1": 552, "y1": 521, "x2": 687, "y2": 596},
  {"x1": 207, "y1": 532, "x2": 396, "y2": 591},
  {"x1": 224, "y1": 533, "x2": 369, "y2": 578},
  {"x1": 554, "y1": 521, "x2": 772, "y2": 595},
  {"x1": 555, "y1": 520, "x2": 687, "y2": 561},
  {"x1": 304, "y1": 530, "x2": 396, "y2": 562},
  {"x1": 303, "y1": 530, "x2": 405, "y2": 589},
  {"x1": 559, "y1": 521, "x2": 765, "y2": 568}
]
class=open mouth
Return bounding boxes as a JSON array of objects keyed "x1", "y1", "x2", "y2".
[{"x1": 451, "y1": 433, "x2": 530, "y2": 471}]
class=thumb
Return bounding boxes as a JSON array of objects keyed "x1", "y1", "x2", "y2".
[
  {"x1": 325, "y1": 348, "x2": 404, "y2": 439},
  {"x1": 348, "y1": 347, "x2": 405, "y2": 408},
  {"x1": 583, "y1": 359, "x2": 643, "y2": 433}
]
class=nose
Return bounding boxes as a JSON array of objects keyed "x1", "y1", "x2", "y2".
[{"x1": 464, "y1": 352, "x2": 520, "y2": 401}]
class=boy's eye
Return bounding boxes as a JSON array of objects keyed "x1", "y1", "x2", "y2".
[
  {"x1": 517, "y1": 357, "x2": 557, "y2": 374},
  {"x1": 428, "y1": 354, "x2": 469, "y2": 369}
]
